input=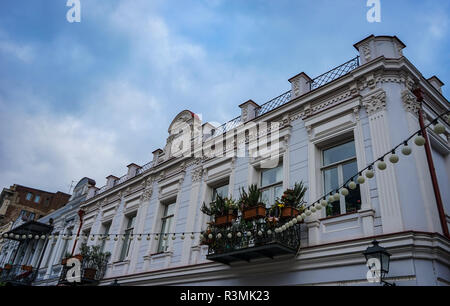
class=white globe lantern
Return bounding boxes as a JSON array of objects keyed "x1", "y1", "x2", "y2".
[
  {"x1": 340, "y1": 188, "x2": 349, "y2": 196},
  {"x1": 357, "y1": 176, "x2": 365, "y2": 184},
  {"x1": 311, "y1": 207, "x2": 316, "y2": 213},
  {"x1": 258, "y1": 231, "x2": 263, "y2": 236},
  {"x1": 247, "y1": 231, "x2": 252, "y2": 237},
  {"x1": 401, "y1": 145, "x2": 412, "y2": 156},
  {"x1": 296, "y1": 215, "x2": 303, "y2": 222},
  {"x1": 365, "y1": 169, "x2": 374, "y2": 179},
  {"x1": 333, "y1": 193, "x2": 340, "y2": 201},
  {"x1": 305, "y1": 210, "x2": 312, "y2": 216},
  {"x1": 227, "y1": 233, "x2": 232, "y2": 239},
  {"x1": 377, "y1": 161, "x2": 387, "y2": 171},
  {"x1": 348, "y1": 181, "x2": 357, "y2": 190},
  {"x1": 301, "y1": 213, "x2": 306, "y2": 219},
  {"x1": 237, "y1": 232, "x2": 242, "y2": 238},
  {"x1": 434, "y1": 123, "x2": 445, "y2": 134},
  {"x1": 414, "y1": 134, "x2": 426, "y2": 146},
  {"x1": 208, "y1": 234, "x2": 213, "y2": 239},
  {"x1": 389, "y1": 154, "x2": 399, "y2": 164},
  {"x1": 216, "y1": 233, "x2": 222, "y2": 239},
  {"x1": 267, "y1": 230, "x2": 272, "y2": 235}
]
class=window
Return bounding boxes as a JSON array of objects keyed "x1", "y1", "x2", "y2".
[
  {"x1": 29, "y1": 212, "x2": 35, "y2": 221},
  {"x1": 157, "y1": 202, "x2": 176, "y2": 253},
  {"x1": 260, "y1": 163, "x2": 283, "y2": 208},
  {"x1": 60, "y1": 228, "x2": 73, "y2": 260},
  {"x1": 119, "y1": 214, "x2": 136, "y2": 261},
  {"x1": 34, "y1": 195, "x2": 41, "y2": 203},
  {"x1": 322, "y1": 140, "x2": 361, "y2": 216},
  {"x1": 100, "y1": 222, "x2": 111, "y2": 253},
  {"x1": 26, "y1": 193, "x2": 33, "y2": 201},
  {"x1": 19, "y1": 210, "x2": 28, "y2": 221},
  {"x1": 212, "y1": 184, "x2": 229, "y2": 201}
]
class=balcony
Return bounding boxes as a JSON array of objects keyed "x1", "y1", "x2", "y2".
[
  {"x1": 205, "y1": 220, "x2": 302, "y2": 265},
  {"x1": 58, "y1": 256, "x2": 109, "y2": 286},
  {"x1": 0, "y1": 265, "x2": 37, "y2": 286}
]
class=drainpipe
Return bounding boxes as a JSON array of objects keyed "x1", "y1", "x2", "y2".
[
  {"x1": 71, "y1": 209, "x2": 85, "y2": 256},
  {"x1": 412, "y1": 88, "x2": 450, "y2": 239}
]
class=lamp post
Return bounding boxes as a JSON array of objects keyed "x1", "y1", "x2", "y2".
[{"x1": 363, "y1": 240, "x2": 396, "y2": 286}]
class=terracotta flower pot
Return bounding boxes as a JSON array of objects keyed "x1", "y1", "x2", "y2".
[
  {"x1": 22, "y1": 265, "x2": 33, "y2": 272},
  {"x1": 214, "y1": 213, "x2": 236, "y2": 226},
  {"x1": 280, "y1": 207, "x2": 299, "y2": 219},
  {"x1": 84, "y1": 268, "x2": 97, "y2": 280},
  {"x1": 243, "y1": 205, "x2": 267, "y2": 220}
]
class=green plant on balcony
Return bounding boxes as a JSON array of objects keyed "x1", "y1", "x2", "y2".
[
  {"x1": 201, "y1": 196, "x2": 239, "y2": 226},
  {"x1": 79, "y1": 243, "x2": 111, "y2": 280},
  {"x1": 239, "y1": 184, "x2": 266, "y2": 220},
  {"x1": 271, "y1": 182, "x2": 308, "y2": 219}
]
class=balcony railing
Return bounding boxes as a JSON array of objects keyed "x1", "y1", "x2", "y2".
[
  {"x1": 205, "y1": 220, "x2": 302, "y2": 265},
  {"x1": 58, "y1": 257, "x2": 109, "y2": 286},
  {"x1": 308, "y1": 56, "x2": 360, "y2": 90},
  {"x1": 0, "y1": 265, "x2": 37, "y2": 286}
]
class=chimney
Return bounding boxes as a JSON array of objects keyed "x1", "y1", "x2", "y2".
[
  {"x1": 427, "y1": 76, "x2": 444, "y2": 94},
  {"x1": 289, "y1": 72, "x2": 312, "y2": 100},
  {"x1": 106, "y1": 175, "x2": 118, "y2": 188},
  {"x1": 87, "y1": 185, "x2": 99, "y2": 199},
  {"x1": 354, "y1": 35, "x2": 406, "y2": 65},
  {"x1": 152, "y1": 149, "x2": 163, "y2": 166},
  {"x1": 127, "y1": 163, "x2": 141, "y2": 178},
  {"x1": 239, "y1": 100, "x2": 260, "y2": 123}
]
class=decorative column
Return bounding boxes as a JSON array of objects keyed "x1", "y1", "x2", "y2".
[
  {"x1": 362, "y1": 88, "x2": 404, "y2": 234},
  {"x1": 180, "y1": 167, "x2": 203, "y2": 266}
]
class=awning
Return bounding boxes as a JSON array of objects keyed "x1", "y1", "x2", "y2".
[{"x1": 4, "y1": 221, "x2": 53, "y2": 241}]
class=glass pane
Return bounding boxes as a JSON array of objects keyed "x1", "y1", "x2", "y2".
[
  {"x1": 345, "y1": 184, "x2": 361, "y2": 214},
  {"x1": 166, "y1": 203, "x2": 176, "y2": 216},
  {"x1": 342, "y1": 160, "x2": 358, "y2": 182},
  {"x1": 261, "y1": 189, "x2": 271, "y2": 207},
  {"x1": 323, "y1": 167, "x2": 339, "y2": 194},
  {"x1": 127, "y1": 215, "x2": 136, "y2": 229},
  {"x1": 261, "y1": 164, "x2": 283, "y2": 187},
  {"x1": 323, "y1": 141, "x2": 356, "y2": 166},
  {"x1": 212, "y1": 185, "x2": 229, "y2": 201},
  {"x1": 274, "y1": 185, "x2": 283, "y2": 202}
]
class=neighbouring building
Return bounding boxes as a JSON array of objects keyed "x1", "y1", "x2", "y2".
[
  {"x1": 0, "y1": 178, "x2": 94, "y2": 286},
  {"x1": 0, "y1": 185, "x2": 71, "y2": 227},
  {"x1": 1, "y1": 34, "x2": 449, "y2": 286}
]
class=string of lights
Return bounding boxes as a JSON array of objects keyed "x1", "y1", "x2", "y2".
[{"x1": 2, "y1": 110, "x2": 448, "y2": 242}]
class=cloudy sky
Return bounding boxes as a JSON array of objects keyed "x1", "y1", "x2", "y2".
[{"x1": 0, "y1": 0, "x2": 448, "y2": 194}]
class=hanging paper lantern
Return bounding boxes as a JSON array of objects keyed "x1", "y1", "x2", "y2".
[
  {"x1": 91, "y1": 236, "x2": 95, "y2": 241},
  {"x1": 281, "y1": 225, "x2": 286, "y2": 231},
  {"x1": 155, "y1": 235, "x2": 159, "y2": 240},
  {"x1": 414, "y1": 133, "x2": 426, "y2": 146},
  {"x1": 227, "y1": 233, "x2": 232, "y2": 239},
  {"x1": 41, "y1": 235, "x2": 46, "y2": 240},
  {"x1": 114, "y1": 236, "x2": 118, "y2": 241},
  {"x1": 434, "y1": 123, "x2": 445, "y2": 134},
  {"x1": 27, "y1": 234, "x2": 33, "y2": 239},
  {"x1": 191, "y1": 234, "x2": 195, "y2": 240},
  {"x1": 163, "y1": 234, "x2": 168, "y2": 240},
  {"x1": 377, "y1": 160, "x2": 387, "y2": 170},
  {"x1": 305, "y1": 210, "x2": 312, "y2": 216},
  {"x1": 357, "y1": 175, "x2": 365, "y2": 184},
  {"x1": 301, "y1": 213, "x2": 306, "y2": 219},
  {"x1": 401, "y1": 144, "x2": 412, "y2": 156},
  {"x1": 292, "y1": 218, "x2": 298, "y2": 224},
  {"x1": 389, "y1": 153, "x2": 399, "y2": 164},
  {"x1": 320, "y1": 199, "x2": 328, "y2": 208},
  {"x1": 258, "y1": 231, "x2": 263, "y2": 236},
  {"x1": 365, "y1": 169, "x2": 374, "y2": 179},
  {"x1": 237, "y1": 232, "x2": 242, "y2": 238},
  {"x1": 208, "y1": 233, "x2": 213, "y2": 239},
  {"x1": 106, "y1": 236, "x2": 111, "y2": 241},
  {"x1": 310, "y1": 207, "x2": 316, "y2": 213},
  {"x1": 333, "y1": 193, "x2": 340, "y2": 201},
  {"x1": 181, "y1": 234, "x2": 185, "y2": 240},
  {"x1": 147, "y1": 235, "x2": 151, "y2": 241},
  {"x1": 246, "y1": 231, "x2": 252, "y2": 237},
  {"x1": 137, "y1": 235, "x2": 142, "y2": 241},
  {"x1": 267, "y1": 230, "x2": 272, "y2": 235},
  {"x1": 296, "y1": 215, "x2": 303, "y2": 222},
  {"x1": 21, "y1": 235, "x2": 27, "y2": 239},
  {"x1": 340, "y1": 188, "x2": 349, "y2": 196},
  {"x1": 15, "y1": 235, "x2": 20, "y2": 239},
  {"x1": 35, "y1": 235, "x2": 40, "y2": 240},
  {"x1": 348, "y1": 181, "x2": 357, "y2": 190}
]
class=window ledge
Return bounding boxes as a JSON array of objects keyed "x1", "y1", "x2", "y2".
[
  {"x1": 111, "y1": 260, "x2": 130, "y2": 267},
  {"x1": 145, "y1": 251, "x2": 173, "y2": 260},
  {"x1": 319, "y1": 211, "x2": 359, "y2": 222}
]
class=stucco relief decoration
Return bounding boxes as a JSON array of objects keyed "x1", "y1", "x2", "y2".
[
  {"x1": 401, "y1": 90, "x2": 420, "y2": 115},
  {"x1": 361, "y1": 42, "x2": 371, "y2": 62},
  {"x1": 191, "y1": 167, "x2": 203, "y2": 183},
  {"x1": 141, "y1": 187, "x2": 153, "y2": 202},
  {"x1": 362, "y1": 89, "x2": 386, "y2": 116},
  {"x1": 292, "y1": 79, "x2": 301, "y2": 98}
]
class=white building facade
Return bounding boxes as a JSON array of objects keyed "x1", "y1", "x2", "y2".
[{"x1": 2, "y1": 34, "x2": 448, "y2": 286}]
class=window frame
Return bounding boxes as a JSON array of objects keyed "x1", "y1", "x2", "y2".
[
  {"x1": 157, "y1": 202, "x2": 176, "y2": 254},
  {"x1": 259, "y1": 163, "x2": 283, "y2": 208},
  {"x1": 321, "y1": 139, "x2": 361, "y2": 217},
  {"x1": 119, "y1": 214, "x2": 136, "y2": 262}
]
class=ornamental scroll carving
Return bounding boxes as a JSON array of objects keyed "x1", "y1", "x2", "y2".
[
  {"x1": 401, "y1": 90, "x2": 420, "y2": 115},
  {"x1": 362, "y1": 89, "x2": 386, "y2": 116}
]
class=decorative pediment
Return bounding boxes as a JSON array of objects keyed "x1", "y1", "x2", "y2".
[{"x1": 164, "y1": 110, "x2": 201, "y2": 160}]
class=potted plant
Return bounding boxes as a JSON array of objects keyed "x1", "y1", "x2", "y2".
[
  {"x1": 277, "y1": 182, "x2": 307, "y2": 219},
  {"x1": 80, "y1": 243, "x2": 111, "y2": 281},
  {"x1": 201, "y1": 195, "x2": 238, "y2": 227},
  {"x1": 21, "y1": 265, "x2": 33, "y2": 272},
  {"x1": 61, "y1": 252, "x2": 72, "y2": 265},
  {"x1": 239, "y1": 185, "x2": 266, "y2": 220}
]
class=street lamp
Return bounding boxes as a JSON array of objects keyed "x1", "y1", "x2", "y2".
[{"x1": 363, "y1": 240, "x2": 396, "y2": 286}]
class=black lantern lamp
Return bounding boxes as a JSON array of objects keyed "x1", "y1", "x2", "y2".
[{"x1": 363, "y1": 240, "x2": 396, "y2": 286}]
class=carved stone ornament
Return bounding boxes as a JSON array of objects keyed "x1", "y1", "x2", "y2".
[
  {"x1": 191, "y1": 167, "x2": 203, "y2": 183},
  {"x1": 401, "y1": 89, "x2": 420, "y2": 115},
  {"x1": 141, "y1": 187, "x2": 153, "y2": 202},
  {"x1": 362, "y1": 89, "x2": 387, "y2": 116}
]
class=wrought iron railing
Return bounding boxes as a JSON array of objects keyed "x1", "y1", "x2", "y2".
[
  {"x1": 308, "y1": 56, "x2": 360, "y2": 90},
  {"x1": 204, "y1": 219, "x2": 301, "y2": 257},
  {"x1": 255, "y1": 90, "x2": 292, "y2": 117},
  {"x1": 210, "y1": 115, "x2": 242, "y2": 138},
  {"x1": 58, "y1": 257, "x2": 109, "y2": 286},
  {"x1": 0, "y1": 265, "x2": 37, "y2": 286}
]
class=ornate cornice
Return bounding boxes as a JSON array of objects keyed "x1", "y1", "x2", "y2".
[{"x1": 362, "y1": 89, "x2": 387, "y2": 116}]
